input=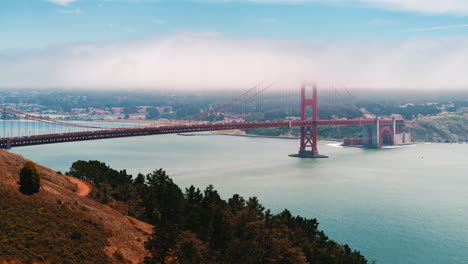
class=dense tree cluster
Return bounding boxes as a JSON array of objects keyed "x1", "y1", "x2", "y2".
[
  {"x1": 245, "y1": 126, "x2": 363, "y2": 139},
  {"x1": 67, "y1": 160, "x2": 143, "y2": 215},
  {"x1": 67, "y1": 160, "x2": 369, "y2": 264},
  {"x1": 359, "y1": 103, "x2": 443, "y2": 120},
  {"x1": 146, "y1": 107, "x2": 160, "y2": 120}
]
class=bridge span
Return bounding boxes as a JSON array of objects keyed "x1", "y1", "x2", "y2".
[
  {"x1": 0, "y1": 118, "x2": 395, "y2": 149},
  {"x1": 0, "y1": 84, "x2": 407, "y2": 157}
]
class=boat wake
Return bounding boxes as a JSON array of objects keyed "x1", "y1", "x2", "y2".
[{"x1": 326, "y1": 142, "x2": 343, "y2": 148}]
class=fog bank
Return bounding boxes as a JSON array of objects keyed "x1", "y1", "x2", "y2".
[{"x1": 1, "y1": 32, "x2": 468, "y2": 91}]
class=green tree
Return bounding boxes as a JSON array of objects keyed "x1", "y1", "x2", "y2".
[
  {"x1": 174, "y1": 231, "x2": 208, "y2": 264},
  {"x1": 146, "y1": 107, "x2": 160, "y2": 120},
  {"x1": 228, "y1": 194, "x2": 245, "y2": 214},
  {"x1": 67, "y1": 160, "x2": 132, "y2": 188},
  {"x1": 183, "y1": 186, "x2": 203, "y2": 233},
  {"x1": 144, "y1": 215, "x2": 178, "y2": 264},
  {"x1": 18, "y1": 161, "x2": 40, "y2": 195},
  {"x1": 123, "y1": 106, "x2": 138, "y2": 115},
  {"x1": 246, "y1": 196, "x2": 265, "y2": 220},
  {"x1": 145, "y1": 169, "x2": 184, "y2": 224},
  {"x1": 62, "y1": 160, "x2": 369, "y2": 264}
]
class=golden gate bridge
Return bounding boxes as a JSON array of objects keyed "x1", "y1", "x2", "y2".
[{"x1": 0, "y1": 84, "x2": 405, "y2": 158}]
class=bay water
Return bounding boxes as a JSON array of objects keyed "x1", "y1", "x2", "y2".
[{"x1": 9, "y1": 132, "x2": 468, "y2": 264}]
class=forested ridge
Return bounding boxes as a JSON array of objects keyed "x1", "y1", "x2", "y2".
[{"x1": 68, "y1": 160, "x2": 370, "y2": 264}]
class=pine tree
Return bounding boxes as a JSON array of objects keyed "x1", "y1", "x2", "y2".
[
  {"x1": 174, "y1": 231, "x2": 208, "y2": 264},
  {"x1": 18, "y1": 161, "x2": 40, "y2": 195},
  {"x1": 144, "y1": 215, "x2": 178, "y2": 264}
]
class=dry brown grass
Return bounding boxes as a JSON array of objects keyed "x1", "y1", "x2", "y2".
[{"x1": 0, "y1": 149, "x2": 153, "y2": 264}]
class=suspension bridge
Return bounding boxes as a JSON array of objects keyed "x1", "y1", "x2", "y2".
[{"x1": 0, "y1": 84, "x2": 406, "y2": 158}]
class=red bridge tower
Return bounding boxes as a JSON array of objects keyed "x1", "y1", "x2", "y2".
[{"x1": 289, "y1": 83, "x2": 328, "y2": 158}]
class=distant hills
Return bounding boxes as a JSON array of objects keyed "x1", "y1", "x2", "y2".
[{"x1": 407, "y1": 111, "x2": 468, "y2": 143}]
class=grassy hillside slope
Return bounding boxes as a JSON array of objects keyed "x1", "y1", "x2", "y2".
[
  {"x1": 407, "y1": 112, "x2": 468, "y2": 142},
  {"x1": 0, "y1": 150, "x2": 152, "y2": 264}
]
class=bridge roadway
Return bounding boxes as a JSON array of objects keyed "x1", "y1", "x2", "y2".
[{"x1": 0, "y1": 119, "x2": 392, "y2": 149}]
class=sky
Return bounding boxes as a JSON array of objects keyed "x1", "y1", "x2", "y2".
[{"x1": 1, "y1": 0, "x2": 468, "y2": 90}]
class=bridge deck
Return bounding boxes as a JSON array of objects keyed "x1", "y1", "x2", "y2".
[{"x1": 0, "y1": 119, "x2": 394, "y2": 149}]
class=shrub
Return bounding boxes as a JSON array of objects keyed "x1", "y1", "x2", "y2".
[{"x1": 18, "y1": 161, "x2": 40, "y2": 195}]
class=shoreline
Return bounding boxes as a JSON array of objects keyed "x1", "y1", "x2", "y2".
[
  {"x1": 210, "y1": 133, "x2": 423, "y2": 146},
  {"x1": 212, "y1": 132, "x2": 343, "y2": 142}
]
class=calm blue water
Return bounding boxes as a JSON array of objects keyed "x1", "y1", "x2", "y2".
[{"x1": 9, "y1": 132, "x2": 468, "y2": 264}]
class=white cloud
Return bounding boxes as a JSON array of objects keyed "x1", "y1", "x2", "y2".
[
  {"x1": 362, "y1": 0, "x2": 468, "y2": 14},
  {"x1": 406, "y1": 24, "x2": 468, "y2": 32},
  {"x1": 45, "y1": 0, "x2": 77, "y2": 6},
  {"x1": 221, "y1": 0, "x2": 468, "y2": 15},
  {"x1": 1, "y1": 33, "x2": 468, "y2": 90},
  {"x1": 56, "y1": 8, "x2": 82, "y2": 14},
  {"x1": 42, "y1": 0, "x2": 468, "y2": 14},
  {"x1": 43, "y1": 0, "x2": 468, "y2": 14}
]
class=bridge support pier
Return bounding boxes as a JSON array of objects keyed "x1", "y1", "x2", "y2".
[
  {"x1": 362, "y1": 118, "x2": 380, "y2": 148},
  {"x1": 6, "y1": 139, "x2": 12, "y2": 150},
  {"x1": 290, "y1": 83, "x2": 328, "y2": 158}
]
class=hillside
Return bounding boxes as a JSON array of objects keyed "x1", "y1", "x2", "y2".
[
  {"x1": 407, "y1": 111, "x2": 468, "y2": 143},
  {"x1": 0, "y1": 150, "x2": 152, "y2": 264}
]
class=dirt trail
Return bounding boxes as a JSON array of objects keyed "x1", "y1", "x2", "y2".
[{"x1": 67, "y1": 176, "x2": 91, "y2": 196}]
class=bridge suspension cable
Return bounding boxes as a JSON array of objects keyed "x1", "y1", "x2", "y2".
[
  {"x1": 168, "y1": 83, "x2": 274, "y2": 125},
  {"x1": 0, "y1": 81, "x2": 273, "y2": 137},
  {"x1": 157, "y1": 81, "x2": 265, "y2": 126}
]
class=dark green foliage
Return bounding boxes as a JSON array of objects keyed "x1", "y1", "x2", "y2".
[
  {"x1": 144, "y1": 169, "x2": 185, "y2": 224},
  {"x1": 174, "y1": 104, "x2": 202, "y2": 119},
  {"x1": 67, "y1": 160, "x2": 144, "y2": 217},
  {"x1": 359, "y1": 102, "x2": 442, "y2": 120},
  {"x1": 67, "y1": 160, "x2": 132, "y2": 188},
  {"x1": 245, "y1": 125, "x2": 362, "y2": 140},
  {"x1": 123, "y1": 106, "x2": 138, "y2": 115},
  {"x1": 245, "y1": 127, "x2": 291, "y2": 137},
  {"x1": 244, "y1": 112, "x2": 265, "y2": 122},
  {"x1": 18, "y1": 161, "x2": 40, "y2": 195},
  {"x1": 0, "y1": 195, "x2": 112, "y2": 264},
  {"x1": 144, "y1": 184, "x2": 369, "y2": 264},
  {"x1": 174, "y1": 231, "x2": 208, "y2": 264},
  {"x1": 317, "y1": 125, "x2": 363, "y2": 139},
  {"x1": 228, "y1": 193, "x2": 245, "y2": 213},
  {"x1": 144, "y1": 216, "x2": 178, "y2": 264},
  {"x1": 146, "y1": 107, "x2": 160, "y2": 120},
  {"x1": 264, "y1": 109, "x2": 288, "y2": 121}
]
